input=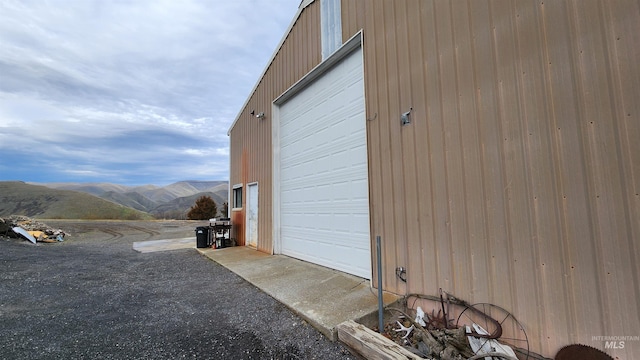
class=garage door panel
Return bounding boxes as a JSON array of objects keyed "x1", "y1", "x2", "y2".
[
  {"x1": 281, "y1": 144, "x2": 363, "y2": 173},
  {"x1": 280, "y1": 70, "x2": 359, "y2": 118},
  {"x1": 281, "y1": 117, "x2": 364, "y2": 163},
  {"x1": 278, "y1": 48, "x2": 370, "y2": 279},
  {"x1": 281, "y1": 165, "x2": 367, "y2": 189},
  {"x1": 281, "y1": 204, "x2": 365, "y2": 219},
  {"x1": 282, "y1": 230, "x2": 370, "y2": 275}
]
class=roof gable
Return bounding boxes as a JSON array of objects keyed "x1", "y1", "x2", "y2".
[{"x1": 227, "y1": 0, "x2": 316, "y2": 135}]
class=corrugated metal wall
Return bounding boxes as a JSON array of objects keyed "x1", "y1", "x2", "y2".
[
  {"x1": 342, "y1": 0, "x2": 639, "y2": 357},
  {"x1": 229, "y1": 2, "x2": 322, "y2": 252}
]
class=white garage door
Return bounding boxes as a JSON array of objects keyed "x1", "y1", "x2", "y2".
[{"x1": 277, "y1": 47, "x2": 371, "y2": 279}]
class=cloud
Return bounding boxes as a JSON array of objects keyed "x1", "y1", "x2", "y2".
[{"x1": 0, "y1": 0, "x2": 298, "y2": 185}]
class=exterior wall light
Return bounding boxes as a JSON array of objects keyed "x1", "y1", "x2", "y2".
[{"x1": 250, "y1": 110, "x2": 266, "y2": 119}]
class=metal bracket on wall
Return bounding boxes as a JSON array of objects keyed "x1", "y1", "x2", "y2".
[
  {"x1": 396, "y1": 266, "x2": 407, "y2": 282},
  {"x1": 401, "y1": 107, "x2": 412, "y2": 125}
]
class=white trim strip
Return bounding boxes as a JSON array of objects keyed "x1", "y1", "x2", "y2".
[{"x1": 273, "y1": 31, "x2": 363, "y2": 105}]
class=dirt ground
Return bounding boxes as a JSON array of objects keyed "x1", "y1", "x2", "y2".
[{"x1": 0, "y1": 220, "x2": 356, "y2": 359}]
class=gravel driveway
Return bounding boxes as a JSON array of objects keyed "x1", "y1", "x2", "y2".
[{"x1": 0, "y1": 220, "x2": 356, "y2": 359}]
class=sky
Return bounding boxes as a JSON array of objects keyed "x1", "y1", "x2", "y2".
[{"x1": 0, "y1": 0, "x2": 298, "y2": 186}]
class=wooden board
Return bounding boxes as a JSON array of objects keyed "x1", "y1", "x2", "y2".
[{"x1": 336, "y1": 320, "x2": 422, "y2": 360}]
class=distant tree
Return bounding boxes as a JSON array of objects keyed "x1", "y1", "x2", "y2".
[{"x1": 187, "y1": 196, "x2": 217, "y2": 220}]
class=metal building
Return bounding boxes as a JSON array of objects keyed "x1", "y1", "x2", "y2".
[{"x1": 227, "y1": 1, "x2": 640, "y2": 358}]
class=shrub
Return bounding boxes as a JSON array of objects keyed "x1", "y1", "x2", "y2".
[{"x1": 187, "y1": 196, "x2": 217, "y2": 220}]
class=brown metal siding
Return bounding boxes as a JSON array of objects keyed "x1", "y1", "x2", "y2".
[
  {"x1": 343, "y1": 0, "x2": 639, "y2": 357},
  {"x1": 229, "y1": 2, "x2": 322, "y2": 253}
]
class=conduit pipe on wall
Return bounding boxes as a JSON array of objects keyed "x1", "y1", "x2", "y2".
[{"x1": 377, "y1": 235, "x2": 383, "y2": 334}]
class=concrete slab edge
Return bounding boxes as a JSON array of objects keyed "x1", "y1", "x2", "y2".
[
  {"x1": 196, "y1": 248, "x2": 340, "y2": 340},
  {"x1": 198, "y1": 246, "x2": 422, "y2": 359},
  {"x1": 191, "y1": 251, "x2": 545, "y2": 360},
  {"x1": 195, "y1": 247, "x2": 399, "y2": 344}
]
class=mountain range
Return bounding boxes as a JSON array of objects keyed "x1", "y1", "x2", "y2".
[{"x1": 0, "y1": 181, "x2": 228, "y2": 220}]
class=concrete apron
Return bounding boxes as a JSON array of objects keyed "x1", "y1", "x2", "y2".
[
  {"x1": 133, "y1": 237, "x2": 195, "y2": 253},
  {"x1": 196, "y1": 246, "x2": 399, "y2": 341}
]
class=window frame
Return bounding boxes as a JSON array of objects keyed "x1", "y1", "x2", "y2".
[
  {"x1": 320, "y1": 0, "x2": 342, "y2": 60},
  {"x1": 232, "y1": 183, "x2": 243, "y2": 210}
]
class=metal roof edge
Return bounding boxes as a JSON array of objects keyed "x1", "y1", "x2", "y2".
[{"x1": 226, "y1": 0, "x2": 316, "y2": 136}]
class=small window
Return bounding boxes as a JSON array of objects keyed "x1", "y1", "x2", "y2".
[
  {"x1": 232, "y1": 184, "x2": 243, "y2": 209},
  {"x1": 321, "y1": 0, "x2": 342, "y2": 60}
]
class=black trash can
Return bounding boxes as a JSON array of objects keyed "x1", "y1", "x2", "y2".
[{"x1": 195, "y1": 226, "x2": 209, "y2": 248}]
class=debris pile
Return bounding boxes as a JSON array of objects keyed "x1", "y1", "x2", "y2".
[
  {"x1": 1, "y1": 216, "x2": 66, "y2": 243},
  {"x1": 381, "y1": 312, "x2": 476, "y2": 359},
  {"x1": 376, "y1": 291, "x2": 534, "y2": 360}
]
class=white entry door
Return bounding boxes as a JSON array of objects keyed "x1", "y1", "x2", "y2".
[{"x1": 246, "y1": 183, "x2": 258, "y2": 248}]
